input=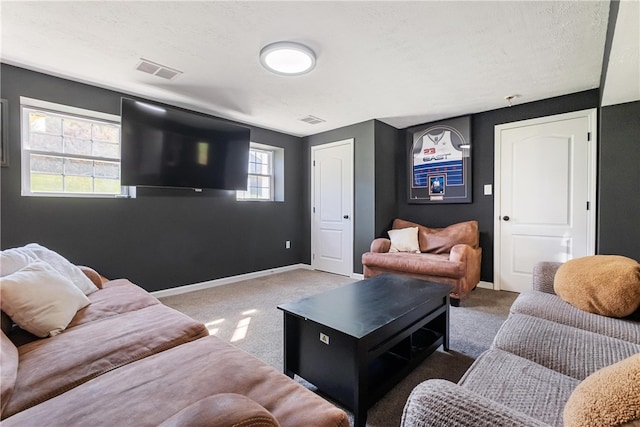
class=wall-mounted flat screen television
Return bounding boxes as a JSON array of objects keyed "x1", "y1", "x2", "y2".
[{"x1": 121, "y1": 98, "x2": 250, "y2": 191}]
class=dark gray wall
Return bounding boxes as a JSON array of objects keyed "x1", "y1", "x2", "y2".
[
  {"x1": 0, "y1": 64, "x2": 306, "y2": 292},
  {"x1": 374, "y1": 120, "x2": 401, "y2": 238},
  {"x1": 2, "y1": 64, "x2": 635, "y2": 291},
  {"x1": 598, "y1": 101, "x2": 640, "y2": 260},
  {"x1": 304, "y1": 121, "x2": 376, "y2": 274},
  {"x1": 397, "y1": 90, "x2": 599, "y2": 282},
  {"x1": 303, "y1": 120, "x2": 401, "y2": 275}
]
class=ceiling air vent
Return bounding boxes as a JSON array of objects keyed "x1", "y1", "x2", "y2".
[
  {"x1": 299, "y1": 115, "x2": 325, "y2": 125},
  {"x1": 136, "y1": 58, "x2": 182, "y2": 80}
]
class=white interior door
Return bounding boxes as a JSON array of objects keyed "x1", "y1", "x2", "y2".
[
  {"x1": 311, "y1": 139, "x2": 354, "y2": 276},
  {"x1": 495, "y1": 110, "x2": 596, "y2": 293}
]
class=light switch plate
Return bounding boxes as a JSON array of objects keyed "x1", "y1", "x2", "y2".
[{"x1": 484, "y1": 184, "x2": 492, "y2": 195}]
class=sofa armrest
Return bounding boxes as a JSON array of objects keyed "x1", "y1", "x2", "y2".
[
  {"x1": 159, "y1": 393, "x2": 280, "y2": 427},
  {"x1": 532, "y1": 262, "x2": 563, "y2": 294},
  {"x1": 370, "y1": 238, "x2": 391, "y2": 253},
  {"x1": 78, "y1": 266, "x2": 107, "y2": 289},
  {"x1": 402, "y1": 380, "x2": 549, "y2": 427}
]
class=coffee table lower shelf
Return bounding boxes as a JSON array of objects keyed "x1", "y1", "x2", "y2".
[{"x1": 367, "y1": 326, "x2": 444, "y2": 404}]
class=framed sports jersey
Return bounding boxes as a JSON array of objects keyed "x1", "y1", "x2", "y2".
[{"x1": 408, "y1": 116, "x2": 471, "y2": 203}]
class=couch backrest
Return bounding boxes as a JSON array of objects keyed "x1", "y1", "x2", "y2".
[{"x1": 392, "y1": 219, "x2": 479, "y2": 254}]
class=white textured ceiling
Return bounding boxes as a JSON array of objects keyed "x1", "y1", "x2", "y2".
[
  {"x1": 0, "y1": 1, "x2": 622, "y2": 137},
  {"x1": 601, "y1": 0, "x2": 640, "y2": 106}
]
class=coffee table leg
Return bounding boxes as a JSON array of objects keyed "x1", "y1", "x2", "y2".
[
  {"x1": 353, "y1": 392, "x2": 367, "y2": 427},
  {"x1": 353, "y1": 412, "x2": 366, "y2": 427},
  {"x1": 444, "y1": 297, "x2": 450, "y2": 351},
  {"x1": 282, "y1": 313, "x2": 297, "y2": 378},
  {"x1": 353, "y1": 348, "x2": 367, "y2": 427}
]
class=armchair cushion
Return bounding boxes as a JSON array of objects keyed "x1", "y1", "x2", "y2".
[
  {"x1": 392, "y1": 219, "x2": 479, "y2": 254},
  {"x1": 362, "y1": 252, "x2": 463, "y2": 278}
]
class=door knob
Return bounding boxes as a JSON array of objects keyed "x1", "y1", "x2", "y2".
[
  {"x1": 503, "y1": 215, "x2": 510, "y2": 221},
  {"x1": 343, "y1": 215, "x2": 350, "y2": 219}
]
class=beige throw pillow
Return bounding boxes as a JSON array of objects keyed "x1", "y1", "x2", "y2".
[
  {"x1": 25, "y1": 243, "x2": 98, "y2": 295},
  {"x1": 564, "y1": 353, "x2": 640, "y2": 427},
  {"x1": 0, "y1": 261, "x2": 90, "y2": 337},
  {"x1": 388, "y1": 227, "x2": 420, "y2": 253},
  {"x1": 554, "y1": 255, "x2": 640, "y2": 318},
  {"x1": 0, "y1": 247, "x2": 38, "y2": 277}
]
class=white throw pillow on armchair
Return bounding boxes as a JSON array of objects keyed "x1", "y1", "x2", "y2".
[{"x1": 388, "y1": 227, "x2": 421, "y2": 253}]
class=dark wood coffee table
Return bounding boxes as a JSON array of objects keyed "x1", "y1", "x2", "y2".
[{"x1": 277, "y1": 274, "x2": 452, "y2": 427}]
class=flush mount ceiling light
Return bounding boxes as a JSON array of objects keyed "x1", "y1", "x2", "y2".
[{"x1": 260, "y1": 41, "x2": 316, "y2": 76}]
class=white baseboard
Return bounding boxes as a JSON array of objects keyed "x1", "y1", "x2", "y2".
[
  {"x1": 477, "y1": 281, "x2": 494, "y2": 290},
  {"x1": 151, "y1": 263, "x2": 313, "y2": 298},
  {"x1": 152, "y1": 266, "x2": 492, "y2": 298}
]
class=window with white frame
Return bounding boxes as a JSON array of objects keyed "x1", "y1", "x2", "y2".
[
  {"x1": 237, "y1": 145, "x2": 274, "y2": 201},
  {"x1": 21, "y1": 98, "x2": 127, "y2": 197}
]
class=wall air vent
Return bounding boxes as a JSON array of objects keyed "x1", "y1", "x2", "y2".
[
  {"x1": 136, "y1": 58, "x2": 182, "y2": 80},
  {"x1": 299, "y1": 115, "x2": 326, "y2": 125}
]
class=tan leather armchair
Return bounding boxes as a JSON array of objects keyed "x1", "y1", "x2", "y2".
[{"x1": 362, "y1": 219, "x2": 482, "y2": 305}]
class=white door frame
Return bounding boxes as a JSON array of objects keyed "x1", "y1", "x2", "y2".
[
  {"x1": 493, "y1": 109, "x2": 597, "y2": 291},
  {"x1": 310, "y1": 138, "x2": 354, "y2": 275}
]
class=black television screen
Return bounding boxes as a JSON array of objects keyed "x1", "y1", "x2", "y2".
[{"x1": 120, "y1": 98, "x2": 250, "y2": 191}]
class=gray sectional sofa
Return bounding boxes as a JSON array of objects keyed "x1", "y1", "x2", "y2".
[{"x1": 401, "y1": 261, "x2": 640, "y2": 426}]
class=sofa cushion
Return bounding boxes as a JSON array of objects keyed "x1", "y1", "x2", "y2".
[
  {"x1": 393, "y1": 219, "x2": 479, "y2": 253},
  {"x1": 564, "y1": 353, "x2": 640, "y2": 427},
  {"x1": 2, "y1": 302, "x2": 208, "y2": 418},
  {"x1": 554, "y1": 255, "x2": 640, "y2": 318},
  {"x1": 67, "y1": 279, "x2": 161, "y2": 328},
  {"x1": 0, "y1": 261, "x2": 91, "y2": 338},
  {"x1": 2, "y1": 335, "x2": 349, "y2": 427},
  {"x1": 510, "y1": 291, "x2": 640, "y2": 345},
  {"x1": 403, "y1": 379, "x2": 550, "y2": 427},
  {"x1": 159, "y1": 394, "x2": 280, "y2": 427},
  {"x1": 388, "y1": 227, "x2": 420, "y2": 253},
  {"x1": 0, "y1": 331, "x2": 18, "y2": 417},
  {"x1": 493, "y1": 313, "x2": 640, "y2": 380},
  {"x1": 460, "y1": 348, "x2": 579, "y2": 426}
]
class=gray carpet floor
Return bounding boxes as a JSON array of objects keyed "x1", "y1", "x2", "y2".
[{"x1": 160, "y1": 269, "x2": 517, "y2": 427}]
